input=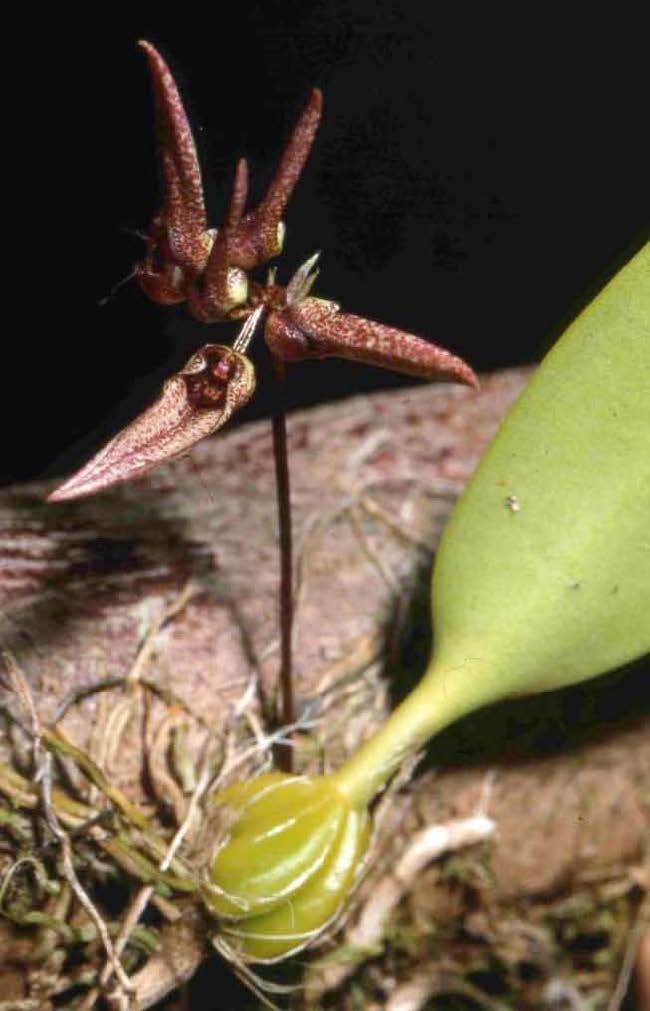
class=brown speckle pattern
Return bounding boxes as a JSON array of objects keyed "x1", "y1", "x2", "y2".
[{"x1": 266, "y1": 296, "x2": 479, "y2": 387}]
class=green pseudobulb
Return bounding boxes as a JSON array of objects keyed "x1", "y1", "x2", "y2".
[
  {"x1": 206, "y1": 243, "x2": 650, "y2": 961},
  {"x1": 202, "y1": 774, "x2": 370, "y2": 961}
]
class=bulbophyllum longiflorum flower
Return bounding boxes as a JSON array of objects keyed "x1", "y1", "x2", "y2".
[{"x1": 49, "y1": 41, "x2": 477, "y2": 503}]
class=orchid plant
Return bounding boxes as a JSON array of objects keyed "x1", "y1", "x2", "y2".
[
  {"x1": 49, "y1": 41, "x2": 477, "y2": 769},
  {"x1": 47, "y1": 40, "x2": 649, "y2": 976}
]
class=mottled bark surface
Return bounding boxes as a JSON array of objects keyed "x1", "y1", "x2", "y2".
[{"x1": 1, "y1": 370, "x2": 648, "y2": 1010}]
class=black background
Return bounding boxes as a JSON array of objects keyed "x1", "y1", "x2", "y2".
[
  {"x1": 7, "y1": 3, "x2": 647, "y2": 487},
  {"x1": 5, "y1": 9, "x2": 648, "y2": 1007}
]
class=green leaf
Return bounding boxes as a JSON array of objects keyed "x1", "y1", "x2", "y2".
[
  {"x1": 335, "y1": 243, "x2": 650, "y2": 809},
  {"x1": 431, "y1": 242, "x2": 650, "y2": 701}
]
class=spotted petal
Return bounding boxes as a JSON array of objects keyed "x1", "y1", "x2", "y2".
[{"x1": 138, "y1": 40, "x2": 211, "y2": 272}]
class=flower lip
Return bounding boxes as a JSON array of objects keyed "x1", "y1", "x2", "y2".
[{"x1": 183, "y1": 346, "x2": 237, "y2": 409}]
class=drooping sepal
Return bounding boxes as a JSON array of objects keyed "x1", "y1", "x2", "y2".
[{"x1": 48, "y1": 344, "x2": 255, "y2": 501}]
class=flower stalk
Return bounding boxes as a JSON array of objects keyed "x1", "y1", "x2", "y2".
[{"x1": 268, "y1": 352, "x2": 295, "y2": 772}]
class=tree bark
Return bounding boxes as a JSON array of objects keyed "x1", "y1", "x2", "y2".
[{"x1": 1, "y1": 369, "x2": 647, "y2": 1010}]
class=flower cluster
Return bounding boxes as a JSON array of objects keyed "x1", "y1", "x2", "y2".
[{"x1": 49, "y1": 41, "x2": 476, "y2": 502}]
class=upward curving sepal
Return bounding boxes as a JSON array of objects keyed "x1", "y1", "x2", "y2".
[
  {"x1": 228, "y1": 89, "x2": 323, "y2": 270},
  {"x1": 138, "y1": 41, "x2": 211, "y2": 273},
  {"x1": 134, "y1": 41, "x2": 215, "y2": 307}
]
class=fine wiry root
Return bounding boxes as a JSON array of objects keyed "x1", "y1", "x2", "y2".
[
  {"x1": 2, "y1": 654, "x2": 133, "y2": 1002},
  {"x1": 0, "y1": 585, "x2": 264, "y2": 1008},
  {"x1": 606, "y1": 894, "x2": 650, "y2": 1011},
  {"x1": 1, "y1": 617, "x2": 323, "y2": 1010},
  {"x1": 305, "y1": 771, "x2": 496, "y2": 1002},
  {"x1": 384, "y1": 967, "x2": 512, "y2": 1011},
  {"x1": 80, "y1": 726, "x2": 226, "y2": 1010}
]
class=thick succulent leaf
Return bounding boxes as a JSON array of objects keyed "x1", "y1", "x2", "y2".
[
  {"x1": 430, "y1": 243, "x2": 650, "y2": 702},
  {"x1": 334, "y1": 243, "x2": 650, "y2": 812}
]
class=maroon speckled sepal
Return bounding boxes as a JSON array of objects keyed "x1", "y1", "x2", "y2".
[
  {"x1": 48, "y1": 344, "x2": 256, "y2": 501},
  {"x1": 265, "y1": 291, "x2": 478, "y2": 388}
]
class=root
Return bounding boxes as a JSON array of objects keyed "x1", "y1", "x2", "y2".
[
  {"x1": 385, "y1": 968, "x2": 512, "y2": 1011},
  {"x1": 606, "y1": 893, "x2": 650, "y2": 1011},
  {"x1": 0, "y1": 585, "x2": 224, "y2": 1008},
  {"x1": 2, "y1": 654, "x2": 133, "y2": 1001},
  {"x1": 305, "y1": 773, "x2": 496, "y2": 1002}
]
